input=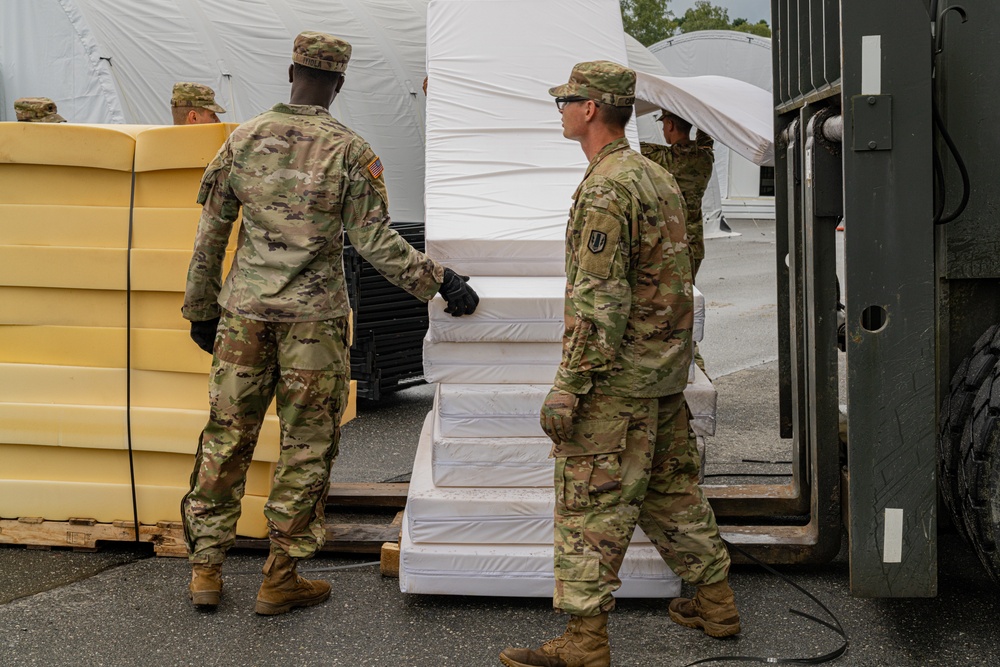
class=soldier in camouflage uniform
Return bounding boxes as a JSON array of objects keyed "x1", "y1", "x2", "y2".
[
  {"x1": 14, "y1": 97, "x2": 66, "y2": 123},
  {"x1": 181, "y1": 31, "x2": 478, "y2": 615},
  {"x1": 500, "y1": 62, "x2": 738, "y2": 667},
  {"x1": 171, "y1": 82, "x2": 226, "y2": 125},
  {"x1": 641, "y1": 112, "x2": 714, "y2": 278}
]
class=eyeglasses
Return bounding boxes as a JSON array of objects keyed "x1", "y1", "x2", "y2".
[{"x1": 555, "y1": 96, "x2": 590, "y2": 111}]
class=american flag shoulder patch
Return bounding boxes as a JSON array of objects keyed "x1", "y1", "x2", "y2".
[{"x1": 367, "y1": 156, "x2": 384, "y2": 179}]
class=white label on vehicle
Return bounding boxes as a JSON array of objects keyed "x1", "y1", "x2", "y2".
[
  {"x1": 883, "y1": 507, "x2": 903, "y2": 563},
  {"x1": 862, "y1": 35, "x2": 882, "y2": 95}
]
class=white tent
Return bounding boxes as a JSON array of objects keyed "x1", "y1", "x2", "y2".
[
  {"x1": 1, "y1": 1, "x2": 670, "y2": 226},
  {"x1": 649, "y1": 30, "x2": 775, "y2": 220}
]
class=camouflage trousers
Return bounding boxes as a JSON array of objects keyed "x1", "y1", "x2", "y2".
[
  {"x1": 182, "y1": 310, "x2": 350, "y2": 564},
  {"x1": 552, "y1": 391, "x2": 730, "y2": 617}
]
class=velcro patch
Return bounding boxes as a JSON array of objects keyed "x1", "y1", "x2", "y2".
[
  {"x1": 367, "y1": 156, "x2": 384, "y2": 179},
  {"x1": 578, "y1": 213, "x2": 621, "y2": 279}
]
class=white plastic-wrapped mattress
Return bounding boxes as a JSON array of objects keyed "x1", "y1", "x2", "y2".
[
  {"x1": 399, "y1": 519, "x2": 681, "y2": 598},
  {"x1": 410, "y1": 415, "x2": 654, "y2": 545},
  {"x1": 427, "y1": 276, "x2": 565, "y2": 343},
  {"x1": 687, "y1": 364, "x2": 717, "y2": 437},
  {"x1": 693, "y1": 285, "x2": 705, "y2": 343},
  {"x1": 423, "y1": 339, "x2": 561, "y2": 385},
  {"x1": 432, "y1": 429, "x2": 554, "y2": 488},
  {"x1": 424, "y1": 0, "x2": 636, "y2": 278},
  {"x1": 436, "y1": 383, "x2": 548, "y2": 439}
]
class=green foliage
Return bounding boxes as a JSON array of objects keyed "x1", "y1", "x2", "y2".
[
  {"x1": 674, "y1": 1, "x2": 773, "y2": 38},
  {"x1": 619, "y1": 0, "x2": 678, "y2": 46}
]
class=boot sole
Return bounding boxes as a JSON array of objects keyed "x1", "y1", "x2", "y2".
[
  {"x1": 498, "y1": 654, "x2": 534, "y2": 667},
  {"x1": 254, "y1": 589, "x2": 330, "y2": 616},
  {"x1": 668, "y1": 608, "x2": 741, "y2": 638},
  {"x1": 189, "y1": 590, "x2": 221, "y2": 607}
]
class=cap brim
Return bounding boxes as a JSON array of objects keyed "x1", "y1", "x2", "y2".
[
  {"x1": 548, "y1": 83, "x2": 574, "y2": 98},
  {"x1": 204, "y1": 103, "x2": 226, "y2": 114},
  {"x1": 40, "y1": 114, "x2": 67, "y2": 123}
]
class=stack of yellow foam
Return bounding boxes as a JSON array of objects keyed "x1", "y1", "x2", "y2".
[{"x1": 0, "y1": 123, "x2": 356, "y2": 539}]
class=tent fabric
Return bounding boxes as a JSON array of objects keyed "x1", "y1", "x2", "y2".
[
  {"x1": 2, "y1": 0, "x2": 431, "y2": 223},
  {"x1": 649, "y1": 30, "x2": 773, "y2": 92},
  {"x1": 634, "y1": 72, "x2": 774, "y2": 167}
]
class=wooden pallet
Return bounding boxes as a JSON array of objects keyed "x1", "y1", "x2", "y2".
[
  {"x1": 0, "y1": 517, "x2": 187, "y2": 557},
  {"x1": 0, "y1": 485, "x2": 408, "y2": 559}
]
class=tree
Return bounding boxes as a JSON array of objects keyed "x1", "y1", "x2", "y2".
[
  {"x1": 675, "y1": 1, "x2": 772, "y2": 38},
  {"x1": 620, "y1": 0, "x2": 678, "y2": 46}
]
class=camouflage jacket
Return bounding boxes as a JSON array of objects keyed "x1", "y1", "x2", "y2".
[
  {"x1": 182, "y1": 103, "x2": 444, "y2": 323},
  {"x1": 640, "y1": 130, "x2": 714, "y2": 261},
  {"x1": 554, "y1": 137, "x2": 693, "y2": 399}
]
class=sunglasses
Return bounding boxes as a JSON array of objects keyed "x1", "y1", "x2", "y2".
[{"x1": 555, "y1": 96, "x2": 591, "y2": 111}]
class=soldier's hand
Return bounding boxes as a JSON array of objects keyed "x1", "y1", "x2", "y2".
[
  {"x1": 439, "y1": 268, "x2": 480, "y2": 317},
  {"x1": 540, "y1": 387, "x2": 578, "y2": 445},
  {"x1": 189, "y1": 317, "x2": 221, "y2": 354}
]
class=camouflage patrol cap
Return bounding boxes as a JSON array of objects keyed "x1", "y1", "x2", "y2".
[
  {"x1": 14, "y1": 97, "x2": 66, "y2": 123},
  {"x1": 548, "y1": 61, "x2": 635, "y2": 107},
  {"x1": 292, "y1": 31, "x2": 351, "y2": 73},
  {"x1": 171, "y1": 82, "x2": 226, "y2": 113}
]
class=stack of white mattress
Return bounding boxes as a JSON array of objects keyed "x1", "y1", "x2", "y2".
[{"x1": 401, "y1": 0, "x2": 711, "y2": 600}]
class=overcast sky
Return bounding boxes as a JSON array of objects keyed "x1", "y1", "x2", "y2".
[{"x1": 670, "y1": 0, "x2": 771, "y2": 24}]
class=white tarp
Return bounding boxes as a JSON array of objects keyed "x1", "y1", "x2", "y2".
[
  {"x1": 423, "y1": 0, "x2": 637, "y2": 277},
  {"x1": 634, "y1": 72, "x2": 774, "y2": 167}
]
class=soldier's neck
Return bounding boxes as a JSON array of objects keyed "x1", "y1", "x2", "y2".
[{"x1": 581, "y1": 129, "x2": 626, "y2": 162}]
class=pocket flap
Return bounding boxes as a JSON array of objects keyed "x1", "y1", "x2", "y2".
[
  {"x1": 554, "y1": 554, "x2": 600, "y2": 582},
  {"x1": 551, "y1": 418, "x2": 628, "y2": 458}
]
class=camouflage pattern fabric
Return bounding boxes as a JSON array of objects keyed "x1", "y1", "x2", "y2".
[
  {"x1": 552, "y1": 392, "x2": 731, "y2": 617},
  {"x1": 293, "y1": 31, "x2": 351, "y2": 73},
  {"x1": 14, "y1": 97, "x2": 65, "y2": 123},
  {"x1": 553, "y1": 137, "x2": 693, "y2": 398},
  {"x1": 182, "y1": 310, "x2": 351, "y2": 563},
  {"x1": 182, "y1": 102, "x2": 444, "y2": 323},
  {"x1": 641, "y1": 130, "x2": 715, "y2": 273},
  {"x1": 548, "y1": 60, "x2": 635, "y2": 107},
  {"x1": 171, "y1": 82, "x2": 226, "y2": 113}
]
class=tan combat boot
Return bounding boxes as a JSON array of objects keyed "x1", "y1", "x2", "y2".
[
  {"x1": 668, "y1": 579, "x2": 741, "y2": 638},
  {"x1": 189, "y1": 563, "x2": 222, "y2": 607},
  {"x1": 254, "y1": 551, "x2": 331, "y2": 615},
  {"x1": 499, "y1": 612, "x2": 610, "y2": 667}
]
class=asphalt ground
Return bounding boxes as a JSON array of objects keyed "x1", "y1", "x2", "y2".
[{"x1": 2, "y1": 218, "x2": 999, "y2": 666}]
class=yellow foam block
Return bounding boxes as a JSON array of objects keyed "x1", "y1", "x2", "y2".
[
  {"x1": 132, "y1": 208, "x2": 201, "y2": 250},
  {"x1": 134, "y1": 169, "x2": 208, "y2": 208},
  {"x1": 0, "y1": 205, "x2": 129, "y2": 248},
  {"x1": 0, "y1": 403, "x2": 282, "y2": 461},
  {"x1": 0, "y1": 480, "x2": 268, "y2": 536},
  {"x1": 131, "y1": 291, "x2": 186, "y2": 329},
  {"x1": 0, "y1": 365, "x2": 355, "y2": 428},
  {"x1": 0, "y1": 445, "x2": 274, "y2": 496},
  {"x1": 0, "y1": 288, "x2": 125, "y2": 327},
  {"x1": 130, "y1": 248, "x2": 235, "y2": 293},
  {"x1": 133, "y1": 124, "x2": 230, "y2": 172},
  {"x1": 0, "y1": 123, "x2": 136, "y2": 171},
  {"x1": 132, "y1": 328, "x2": 213, "y2": 373},
  {"x1": 0, "y1": 165, "x2": 132, "y2": 206},
  {"x1": 131, "y1": 208, "x2": 241, "y2": 251},
  {"x1": 0, "y1": 246, "x2": 126, "y2": 290},
  {"x1": 0, "y1": 325, "x2": 126, "y2": 368},
  {"x1": 0, "y1": 364, "x2": 125, "y2": 405}
]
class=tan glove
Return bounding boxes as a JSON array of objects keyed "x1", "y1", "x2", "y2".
[{"x1": 540, "y1": 387, "x2": 578, "y2": 445}]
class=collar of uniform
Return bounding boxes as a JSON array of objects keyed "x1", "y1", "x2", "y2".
[
  {"x1": 584, "y1": 137, "x2": 630, "y2": 180},
  {"x1": 271, "y1": 102, "x2": 331, "y2": 116}
]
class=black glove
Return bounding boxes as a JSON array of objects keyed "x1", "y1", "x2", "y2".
[
  {"x1": 439, "y1": 268, "x2": 480, "y2": 317},
  {"x1": 190, "y1": 317, "x2": 221, "y2": 354}
]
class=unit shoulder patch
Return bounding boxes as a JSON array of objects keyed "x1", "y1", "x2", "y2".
[{"x1": 578, "y1": 212, "x2": 622, "y2": 279}]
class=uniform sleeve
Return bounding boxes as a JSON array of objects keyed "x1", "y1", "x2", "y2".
[
  {"x1": 343, "y1": 144, "x2": 444, "y2": 301},
  {"x1": 695, "y1": 129, "x2": 715, "y2": 152},
  {"x1": 554, "y1": 179, "x2": 632, "y2": 395},
  {"x1": 181, "y1": 140, "x2": 241, "y2": 322},
  {"x1": 640, "y1": 141, "x2": 674, "y2": 172}
]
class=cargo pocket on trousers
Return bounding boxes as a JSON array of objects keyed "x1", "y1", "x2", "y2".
[
  {"x1": 554, "y1": 553, "x2": 601, "y2": 582},
  {"x1": 551, "y1": 418, "x2": 628, "y2": 512}
]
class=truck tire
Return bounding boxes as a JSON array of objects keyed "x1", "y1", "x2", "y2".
[
  {"x1": 957, "y1": 360, "x2": 1000, "y2": 582},
  {"x1": 938, "y1": 325, "x2": 1000, "y2": 541}
]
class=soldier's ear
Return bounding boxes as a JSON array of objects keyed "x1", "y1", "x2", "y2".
[{"x1": 187, "y1": 109, "x2": 198, "y2": 125}]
